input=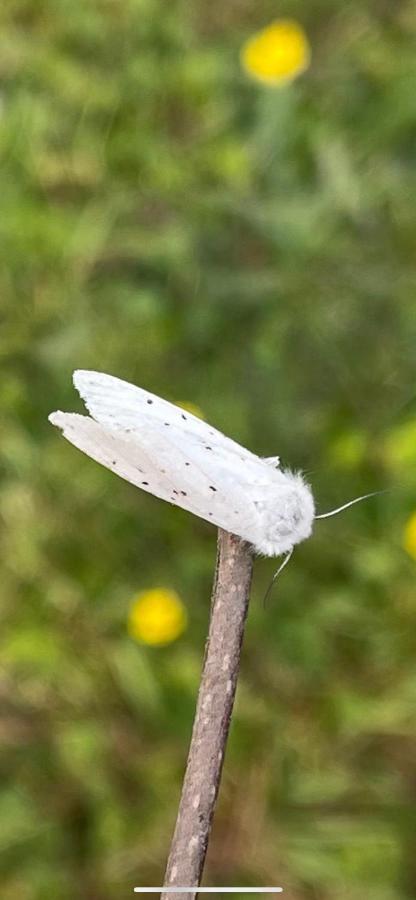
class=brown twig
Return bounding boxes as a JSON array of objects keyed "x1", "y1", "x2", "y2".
[{"x1": 161, "y1": 530, "x2": 254, "y2": 900}]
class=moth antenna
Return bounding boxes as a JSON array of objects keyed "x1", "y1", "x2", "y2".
[
  {"x1": 315, "y1": 489, "x2": 387, "y2": 520},
  {"x1": 263, "y1": 548, "x2": 293, "y2": 608}
]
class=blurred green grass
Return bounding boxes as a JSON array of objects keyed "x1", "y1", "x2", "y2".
[{"x1": 1, "y1": 1, "x2": 416, "y2": 898}]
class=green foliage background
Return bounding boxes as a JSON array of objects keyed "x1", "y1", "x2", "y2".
[{"x1": 1, "y1": 1, "x2": 416, "y2": 897}]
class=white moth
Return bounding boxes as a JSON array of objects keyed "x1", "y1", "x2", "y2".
[{"x1": 49, "y1": 371, "x2": 373, "y2": 558}]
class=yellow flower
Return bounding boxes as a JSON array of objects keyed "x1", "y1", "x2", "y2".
[
  {"x1": 128, "y1": 588, "x2": 187, "y2": 646},
  {"x1": 241, "y1": 19, "x2": 311, "y2": 86},
  {"x1": 176, "y1": 400, "x2": 205, "y2": 420},
  {"x1": 403, "y1": 513, "x2": 416, "y2": 560}
]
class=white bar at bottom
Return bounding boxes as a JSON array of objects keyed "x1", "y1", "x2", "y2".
[{"x1": 134, "y1": 889, "x2": 283, "y2": 894}]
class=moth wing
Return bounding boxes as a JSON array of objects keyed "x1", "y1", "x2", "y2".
[
  {"x1": 73, "y1": 370, "x2": 282, "y2": 487},
  {"x1": 48, "y1": 412, "x2": 263, "y2": 540}
]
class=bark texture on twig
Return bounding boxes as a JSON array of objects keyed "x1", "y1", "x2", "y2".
[{"x1": 161, "y1": 530, "x2": 254, "y2": 900}]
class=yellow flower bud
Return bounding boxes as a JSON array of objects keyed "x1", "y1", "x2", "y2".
[
  {"x1": 176, "y1": 401, "x2": 205, "y2": 420},
  {"x1": 241, "y1": 19, "x2": 311, "y2": 87},
  {"x1": 128, "y1": 588, "x2": 187, "y2": 646},
  {"x1": 403, "y1": 512, "x2": 416, "y2": 561}
]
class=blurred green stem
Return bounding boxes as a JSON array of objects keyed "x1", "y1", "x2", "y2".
[
  {"x1": 252, "y1": 86, "x2": 296, "y2": 173},
  {"x1": 161, "y1": 531, "x2": 254, "y2": 900}
]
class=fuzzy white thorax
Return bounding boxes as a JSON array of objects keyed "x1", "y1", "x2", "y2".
[{"x1": 250, "y1": 469, "x2": 315, "y2": 557}]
